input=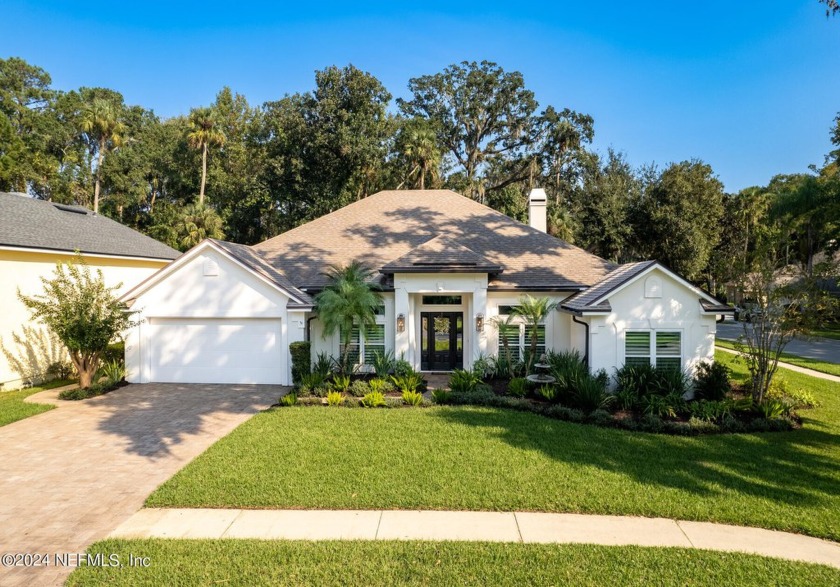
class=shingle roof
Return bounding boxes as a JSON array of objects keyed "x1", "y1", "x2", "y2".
[
  {"x1": 700, "y1": 299, "x2": 734, "y2": 313},
  {"x1": 209, "y1": 239, "x2": 313, "y2": 307},
  {"x1": 560, "y1": 261, "x2": 657, "y2": 313},
  {"x1": 381, "y1": 235, "x2": 502, "y2": 274},
  {"x1": 0, "y1": 192, "x2": 179, "y2": 260},
  {"x1": 253, "y1": 189, "x2": 616, "y2": 291}
]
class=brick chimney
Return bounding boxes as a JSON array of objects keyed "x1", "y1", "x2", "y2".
[{"x1": 528, "y1": 188, "x2": 547, "y2": 232}]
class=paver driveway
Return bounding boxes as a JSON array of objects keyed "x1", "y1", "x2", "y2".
[{"x1": 0, "y1": 383, "x2": 281, "y2": 587}]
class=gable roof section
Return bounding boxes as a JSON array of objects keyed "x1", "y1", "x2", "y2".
[
  {"x1": 0, "y1": 192, "x2": 178, "y2": 260},
  {"x1": 254, "y1": 189, "x2": 615, "y2": 291},
  {"x1": 559, "y1": 260, "x2": 732, "y2": 315},
  {"x1": 121, "y1": 239, "x2": 313, "y2": 308},
  {"x1": 381, "y1": 235, "x2": 503, "y2": 274}
]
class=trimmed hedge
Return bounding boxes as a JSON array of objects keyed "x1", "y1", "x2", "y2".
[{"x1": 289, "y1": 341, "x2": 311, "y2": 386}]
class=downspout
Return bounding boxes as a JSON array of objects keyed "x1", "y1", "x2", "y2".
[
  {"x1": 572, "y1": 314, "x2": 589, "y2": 368},
  {"x1": 306, "y1": 316, "x2": 317, "y2": 342}
]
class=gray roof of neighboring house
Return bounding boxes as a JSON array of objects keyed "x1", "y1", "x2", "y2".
[
  {"x1": 254, "y1": 189, "x2": 616, "y2": 291},
  {"x1": 381, "y1": 235, "x2": 503, "y2": 274},
  {"x1": 560, "y1": 261, "x2": 657, "y2": 313},
  {"x1": 209, "y1": 239, "x2": 314, "y2": 307},
  {"x1": 0, "y1": 192, "x2": 179, "y2": 260}
]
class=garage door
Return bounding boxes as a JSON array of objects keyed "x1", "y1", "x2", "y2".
[{"x1": 149, "y1": 318, "x2": 283, "y2": 384}]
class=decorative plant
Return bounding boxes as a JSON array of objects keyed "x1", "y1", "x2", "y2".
[
  {"x1": 368, "y1": 378, "x2": 393, "y2": 394},
  {"x1": 360, "y1": 391, "x2": 386, "y2": 407},
  {"x1": 507, "y1": 377, "x2": 528, "y2": 398},
  {"x1": 448, "y1": 369, "x2": 483, "y2": 393},
  {"x1": 331, "y1": 374, "x2": 351, "y2": 393},
  {"x1": 512, "y1": 295, "x2": 558, "y2": 373},
  {"x1": 391, "y1": 372, "x2": 424, "y2": 393},
  {"x1": 402, "y1": 390, "x2": 424, "y2": 406},
  {"x1": 537, "y1": 385, "x2": 557, "y2": 402},
  {"x1": 370, "y1": 349, "x2": 396, "y2": 377},
  {"x1": 326, "y1": 391, "x2": 345, "y2": 406},
  {"x1": 349, "y1": 379, "x2": 371, "y2": 397},
  {"x1": 431, "y1": 389, "x2": 451, "y2": 404},
  {"x1": 279, "y1": 393, "x2": 298, "y2": 407}
]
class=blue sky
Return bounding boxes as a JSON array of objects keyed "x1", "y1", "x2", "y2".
[{"x1": 3, "y1": 1, "x2": 839, "y2": 192}]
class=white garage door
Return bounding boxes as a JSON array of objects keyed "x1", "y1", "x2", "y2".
[{"x1": 149, "y1": 318, "x2": 283, "y2": 384}]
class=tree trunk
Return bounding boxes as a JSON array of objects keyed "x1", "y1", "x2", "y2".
[
  {"x1": 419, "y1": 162, "x2": 426, "y2": 190},
  {"x1": 199, "y1": 143, "x2": 208, "y2": 206},
  {"x1": 94, "y1": 138, "x2": 105, "y2": 213}
]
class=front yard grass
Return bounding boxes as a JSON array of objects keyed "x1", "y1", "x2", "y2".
[
  {"x1": 66, "y1": 539, "x2": 840, "y2": 587},
  {"x1": 716, "y1": 339, "x2": 840, "y2": 377},
  {"x1": 147, "y1": 352, "x2": 840, "y2": 541},
  {"x1": 0, "y1": 379, "x2": 73, "y2": 427}
]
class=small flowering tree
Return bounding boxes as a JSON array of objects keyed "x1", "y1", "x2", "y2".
[{"x1": 18, "y1": 254, "x2": 137, "y2": 388}]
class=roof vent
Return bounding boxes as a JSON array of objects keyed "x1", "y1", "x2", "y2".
[{"x1": 53, "y1": 203, "x2": 88, "y2": 215}]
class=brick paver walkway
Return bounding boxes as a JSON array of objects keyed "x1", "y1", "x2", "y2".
[{"x1": 0, "y1": 383, "x2": 280, "y2": 587}]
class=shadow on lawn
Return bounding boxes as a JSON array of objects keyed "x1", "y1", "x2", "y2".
[
  {"x1": 432, "y1": 407, "x2": 840, "y2": 509},
  {"x1": 89, "y1": 383, "x2": 282, "y2": 458}
]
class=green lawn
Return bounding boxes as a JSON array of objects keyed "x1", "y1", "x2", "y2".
[
  {"x1": 0, "y1": 379, "x2": 73, "y2": 427},
  {"x1": 66, "y1": 540, "x2": 840, "y2": 587},
  {"x1": 810, "y1": 325, "x2": 840, "y2": 341},
  {"x1": 147, "y1": 351, "x2": 840, "y2": 541},
  {"x1": 715, "y1": 339, "x2": 840, "y2": 377}
]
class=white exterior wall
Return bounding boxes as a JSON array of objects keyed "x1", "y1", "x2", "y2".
[
  {"x1": 586, "y1": 267, "x2": 718, "y2": 380},
  {"x1": 125, "y1": 248, "x2": 295, "y2": 385},
  {"x1": 0, "y1": 249, "x2": 169, "y2": 389}
]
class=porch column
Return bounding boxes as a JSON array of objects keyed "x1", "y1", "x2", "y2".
[
  {"x1": 472, "y1": 279, "x2": 488, "y2": 363},
  {"x1": 394, "y1": 283, "x2": 410, "y2": 363}
]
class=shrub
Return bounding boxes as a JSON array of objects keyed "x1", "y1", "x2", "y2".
[
  {"x1": 391, "y1": 372, "x2": 424, "y2": 393},
  {"x1": 756, "y1": 398, "x2": 788, "y2": 419},
  {"x1": 299, "y1": 372, "x2": 327, "y2": 395},
  {"x1": 103, "y1": 341, "x2": 125, "y2": 365},
  {"x1": 767, "y1": 379, "x2": 820, "y2": 409},
  {"x1": 652, "y1": 368, "x2": 690, "y2": 397},
  {"x1": 472, "y1": 354, "x2": 494, "y2": 379},
  {"x1": 331, "y1": 374, "x2": 351, "y2": 393},
  {"x1": 97, "y1": 359, "x2": 125, "y2": 385},
  {"x1": 370, "y1": 350, "x2": 396, "y2": 377},
  {"x1": 349, "y1": 379, "x2": 371, "y2": 397},
  {"x1": 46, "y1": 361, "x2": 75, "y2": 381},
  {"x1": 687, "y1": 400, "x2": 731, "y2": 423},
  {"x1": 312, "y1": 352, "x2": 333, "y2": 378},
  {"x1": 289, "y1": 341, "x2": 311, "y2": 385},
  {"x1": 693, "y1": 360, "x2": 731, "y2": 401},
  {"x1": 368, "y1": 378, "x2": 394, "y2": 394},
  {"x1": 402, "y1": 390, "x2": 424, "y2": 406},
  {"x1": 360, "y1": 391, "x2": 386, "y2": 407},
  {"x1": 507, "y1": 377, "x2": 528, "y2": 398},
  {"x1": 449, "y1": 369, "x2": 483, "y2": 393},
  {"x1": 393, "y1": 357, "x2": 415, "y2": 377},
  {"x1": 640, "y1": 393, "x2": 682, "y2": 418},
  {"x1": 547, "y1": 350, "x2": 589, "y2": 402},
  {"x1": 431, "y1": 389, "x2": 451, "y2": 404},
  {"x1": 279, "y1": 392, "x2": 298, "y2": 407},
  {"x1": 615, "y1": 388, "x2": 639, "y2": 412},
  {"x1": 59, "y1": 384, "x2": 109, "y2": 401},
  {"x1": 614, "y1": 363, "x2": 658, "y2": 398},
  {"x1": 572, "y1": 374, "x2": 613, "y2": 412},
  {"x1": 586, "y1": 408, "x2": 614, "y2": 427},
  {"x1": 326, "y1": 391, "x2": 344, "y2": 406},
  {"x1": 537, "y1": 385, "x2": 557, "y2": 402},
  {"x1": 312, "y1": 386, "x2": 331, "y2": 398}
]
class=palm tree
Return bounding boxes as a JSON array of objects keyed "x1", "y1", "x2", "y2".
[
  {"x1": 398, "y1": 123, "x2": 441, "y2": 190},
  {"x1": 492, "y1": 313, "x2": 518, "y2": 377},
  {"x1": 513, "y1": 295, "x2": 558, "y2": 373},
  {"x1": 187, "y1": 107, "x2": 226, "y2": 206},
  {"x1": 174, "y1": 203, "x2": 225, "y2": 251},
  {"x1": 314, "y1": 262, "x2": 383, "y2": 374},
  {"x1": 81, "y1": 97, "x2": 126, "y2": 214}
]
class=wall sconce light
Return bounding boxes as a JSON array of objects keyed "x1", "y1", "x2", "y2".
[
  {"x1": 396, "y1": 313, "x2": 406, "y2": 333},
  {"x1": 475, "y1": 313, "x2": 484, "y2": 332}
]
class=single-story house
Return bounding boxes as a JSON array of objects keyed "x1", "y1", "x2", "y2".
[
  {"x1": 121, "y1": 189, "x2": 731, "y2": 386},
  {"x1": 0, "y1": 192, "x2": 179, "y2": 389}
]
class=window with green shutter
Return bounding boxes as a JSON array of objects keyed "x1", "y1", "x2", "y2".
[
  {"x1": 655, "y1": 331, "x2": 681, "y2": 370},
  {"x1": 625, "y1": 331, "x2": 651, "y2": 367},
  {"x1": 340, "y1": 324, "x2": 361, "y2": 366},
  {"x1": 364, "y1": 323, "x2": 385, "y2": 365}
]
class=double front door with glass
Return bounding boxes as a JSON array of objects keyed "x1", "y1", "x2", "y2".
[{"x1": 421, "y1": 312, "x2": 463, "y2": 371}]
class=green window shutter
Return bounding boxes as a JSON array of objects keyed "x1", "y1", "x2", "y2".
[
  {"x1": 625, "y1": 331, "x2": 650, "y2": 356},
  {"x1": 524, "y1": 324, "x2": 546, "y2": 356},
  {"x1": 655, "y1": 331, "x2": 681, "y2": 370},
  {"x1": 363, "y1": 324, "x2": 385, "y2": 365}
]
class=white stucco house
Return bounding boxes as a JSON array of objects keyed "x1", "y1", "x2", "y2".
[
  {"x1": 0, "y1": 192, "x2": 179, "y2": 389},
  {"x1": 121, "y1": 189, "x2": 731, "y2": 386}
]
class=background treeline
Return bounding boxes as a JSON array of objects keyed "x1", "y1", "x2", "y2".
[{"x1": 1, "y1": 57, "x2": 839, "y2": 299}]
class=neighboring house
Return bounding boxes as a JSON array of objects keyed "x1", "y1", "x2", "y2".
[
  {"x1": 0, "y1": 192, "x2": 179, "y2": 389},
  {"x1": 122, "y1": 189, "x2": 731, "y2": 386}
]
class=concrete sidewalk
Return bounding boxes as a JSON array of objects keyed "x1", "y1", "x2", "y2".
[
  {"x1": 111, "y1": 508, "x2": 840, "y2": 569},
  {"x1": 715, "y1": 345, "x2": 840, "y2": 383}
]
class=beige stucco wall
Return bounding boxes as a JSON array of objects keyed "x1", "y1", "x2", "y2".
[{"x1": 0, "y1": 249, "x2": 170, "y2": 389}]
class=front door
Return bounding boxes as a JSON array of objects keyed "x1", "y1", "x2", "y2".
[{"x1": 421, "y1": 312, "x2": 463, "y2": 371}]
